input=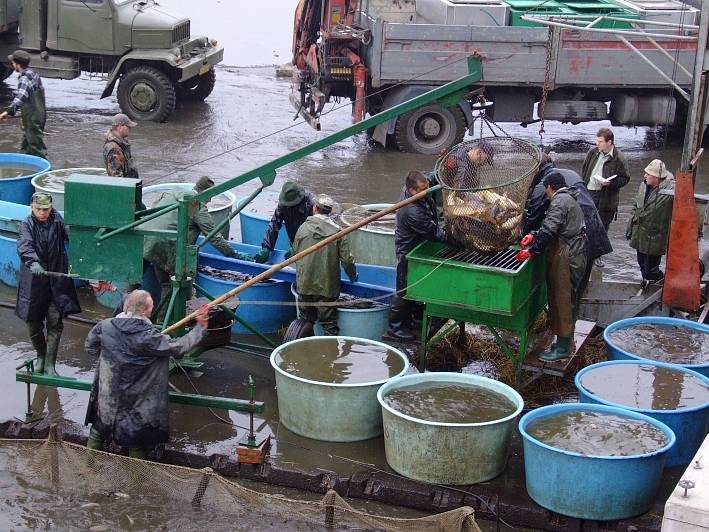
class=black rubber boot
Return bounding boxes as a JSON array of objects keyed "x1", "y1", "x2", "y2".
[{"x1": 540, "y1": 336, "x2": 572, "y2": 362}]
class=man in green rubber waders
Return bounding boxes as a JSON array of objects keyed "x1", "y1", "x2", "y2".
[{"x1": 0, "y1": 50, "x2": 47, "y2": 158}]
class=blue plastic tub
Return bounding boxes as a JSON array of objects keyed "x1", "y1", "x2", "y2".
[
  {"x1": 519, "y1": 403, "x2": 675, "y2": 520},
  {"x1": 604, "y1": 317, "x2": 709, "y2": 378},
  {"x1": 291, "y1": 283, "x2": 391, "y2": 340},
  {"x1": 237, "y1": 192, "x2": 290, "y2": 251},
  {"x1": 575, "y1": 360, "x2": 709, "y2": 467},
  {"x1": 0, "y1": 153, "x2": 51, "y2": 205},
  {"x1": 0, "y1": 200, "x2": 29, "y2": 287}
]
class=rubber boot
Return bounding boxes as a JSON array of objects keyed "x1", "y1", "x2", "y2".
[
  {"x1": 85, "y1": 426, "x2": 103, "y2": 468},
  {"x1": 540, "y1": 336, "x2": 572, "y2": 362},
  {"x1": 28, "y1": 322, "x2": 47, "y2": 373}
]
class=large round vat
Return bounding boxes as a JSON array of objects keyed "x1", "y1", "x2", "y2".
[
  {"x1": 338, "y1": 203, "x2": 396, "y2": 267},
  {"x1": 519, "y1": 403, "x2": 675, "y2": 520},
  {"x1": 31, "y1": 168, "x2": 107, "y2": 211},
  {"x1": 290, "y1": 284, "x2": 390, "y2": 341},
  {"x1": 196, "y1": 271, "x2": 294, "y2": 334},
  {"x1": 604, "y1": 317, "x2": 709, "y2": 377},
  {"x1": 0, "y1": 200, "x2": 29, "y2": 287},
  {"x1": 271, "y1": 336, "x2": 409, "y2": 441},
  {"x1": 144, "y1": 182, "x2": 236, "y2": 239},
  {"x1": 0, "y1": 153, "x2": 51, "y2": 205},
  {"x1": 377, "y1": 372, "x2": 523, "y2": 484},
  {"x1": 576, "y1": 360, "x2": 709, "y2": 467},
  {"x1": 238, "y1": 192, "x2": 290, "y2": 250}
]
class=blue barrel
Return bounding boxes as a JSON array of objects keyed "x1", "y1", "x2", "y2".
[
  {"x1": 291, "y1": 283, "x2": 391, "y2": 340},
  {"x1": 196, "y1": 270, "x2": 295, "y2": 334},
  {"x1": 0, "y1": 153, "x2": 51, "y2": 205},
  {"x1": 575, "y1": 360, "x2": 709, "y2": 467},
  {"x1": 519, "y1": 403, "x2": 675, "y2": 520},
  {"x1": 0, "y1": 200, "x2": 29, "y2": 287},
  {"x1": 237, "y1": 192, "x2": 290, "y2": 250},
  {"x1": 604, "y1": 317, "x2": 709, "y2": 377}
]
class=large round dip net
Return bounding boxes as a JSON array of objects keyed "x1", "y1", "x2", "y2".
[{"x1": 435, "y1": 137, "x2": 541, "y2": 253}]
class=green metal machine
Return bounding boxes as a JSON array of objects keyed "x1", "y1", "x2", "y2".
[{"x1": 15, "y1": 58, "x2": 484, "y2": 427}]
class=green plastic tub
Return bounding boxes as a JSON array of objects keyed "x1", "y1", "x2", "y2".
[{"x1": 378, "y1": 373, "x2": 524, "y2": 484}]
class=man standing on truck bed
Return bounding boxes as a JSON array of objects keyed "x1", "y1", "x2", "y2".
[
  {"x1": 581, "y1": 127, "x2": 630, "y2": 232},
  {"x1": 0, "y1": 50, "x2": 47, "y2": 158},
  {"x1": 104, "y1": 113, "x2": 139, "y2": 179}
]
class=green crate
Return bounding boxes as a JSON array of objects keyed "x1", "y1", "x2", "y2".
[{"x1": 406, "y1": 240, "x2": 545, "y2": 316}]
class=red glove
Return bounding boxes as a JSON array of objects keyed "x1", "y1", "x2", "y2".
[
  {"x1": 520, "y1": 233, "x2": 535, "y2": 248},
  {"x1": 515, "y1": 249, "x2": 532, "y2": 262},
  {"x1": 195, "y1": 304, "x2": 211, "y2": 328}
]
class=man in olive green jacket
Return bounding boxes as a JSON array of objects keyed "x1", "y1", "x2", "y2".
[
  {"x1": 581, "y1": 127, "x2": 630, "y2": 231},
  {"x1": 626, "y1": 159, "x2": 674, "y2": 286},
  {"x1": 292, "y1": 194, "x2": 358, "y2": 335}
]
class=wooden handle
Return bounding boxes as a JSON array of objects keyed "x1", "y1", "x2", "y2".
[{"x1": 162, "y1": 185, "x2": 440, "y2": 334}]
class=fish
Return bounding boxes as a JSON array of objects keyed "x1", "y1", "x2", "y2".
[{"x1": 80, "y1": 503, "x2": 100, "y2": 509}]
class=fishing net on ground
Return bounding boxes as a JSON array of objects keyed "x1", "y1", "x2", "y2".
[
  {"x1": 435, "y1": 137, "x2": 540, "y2": 253},
  {"x1": 1, "y1": 435, "x2": 481, "y2": 532}
]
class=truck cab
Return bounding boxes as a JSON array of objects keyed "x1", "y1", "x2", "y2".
[{"x1": 1, "y1": 0, "x2": 224, "y2": 121}]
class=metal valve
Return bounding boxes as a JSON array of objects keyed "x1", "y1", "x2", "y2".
[{"x1": 678, "y1": 479, "x2": 695, "y2": 497}]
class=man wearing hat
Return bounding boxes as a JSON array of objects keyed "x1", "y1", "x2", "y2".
[
  {"x1": 626, "y1": 159, "x2": 674, "y2": 287},
  {"x1": 254, "y1": 181, "x2": 315, "y2": 263},
  {"x1": 438, "y1": 140, "x2": 494, "y2": 189},
  {"x1": 517, "y1": 171, "x2": 587, "y2": 361},
  {"x1": 291, "y1": 194, "x2": 357, "y2": 335},
  {"x1": 104, "y1": 113, "x2": 139, "y2": 179},
  {"x1": 0, "y1": 50, "x2": 47, "y2": 158},
  {"x1": 142, "y1": 177, "x2": 249, "y2": 307},
  {"x1": 16, "y1": 192, "x2": 81, "y2": 376}
]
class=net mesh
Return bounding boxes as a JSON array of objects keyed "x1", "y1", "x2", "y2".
[
  {"x1": 2, "y1": 436, "x2": 481, "y2": 532},
  {"x1": 435, "y1": 137, "x2": 540, "y2": 253}
]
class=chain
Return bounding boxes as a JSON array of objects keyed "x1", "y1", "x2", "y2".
[{"x1": 538, "y1": 26, "x2": 554, "y2": 144}]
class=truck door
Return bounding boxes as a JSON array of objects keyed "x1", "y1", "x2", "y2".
[{"x1": 55, "y1": 0, "x2": 114, "y2": 54}]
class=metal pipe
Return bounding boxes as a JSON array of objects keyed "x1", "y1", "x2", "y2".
[
  {"x1": 529, "y1": 13, "x2": 699, "y2": 30},
  {"x1": 197, "y1": 186, "x2": 264, "y2": 250},
  {"x1": 164, "y1": 185, "x2": 442, "y2": 334},
  {"x1": 682, "y1": 0, "x2": 709, "y2": 171},
  {"x1": 521, "y1": 15, "x2": 699, "y2": 41},
  {"x1": 637, "y1": 30, "x2": 693, "y2": 79},
  {"x1": 617, "y1": 36, "x2": 691, "y2": 101},
  {"x1": 97, "y1": 202, "x2": 179, "y2": 242}
]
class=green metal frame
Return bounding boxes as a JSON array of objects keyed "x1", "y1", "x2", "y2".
[{"x1": 25, "y1": 58, "x2": 483, "y2": 411}]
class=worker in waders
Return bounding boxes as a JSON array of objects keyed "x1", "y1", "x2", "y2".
[
  {"x1": 0, "y1": 50, "x2": 47, "y2": 158},
  {"x1": 16, "y1": 192, "x2": 81, "y2": 376},
  {"x1": 292, "y1": 194, "x2": 358, "y2": 336},
  {"x1": 517, "y1": 171, "x2": 587, "y2": 361},
  {"x1": 254, "y1": 181, "x2": 316, "y2": 263},
  {"x1": 84, "y1": 290, "x2": 209, "y2": 458}
]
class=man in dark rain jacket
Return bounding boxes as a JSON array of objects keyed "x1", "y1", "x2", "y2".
[
  {"x1": 292, "y1": 194, "x2": 357, "y2": 335},
  {"x1": 84, "y1": 290, "x2": 209, "y2": 458},
  {"x1": 524, "y1": 155, "x2": 612, "y2": 296},
  {"x1": 387, "y1": 171, "x2": 447, "y2": 341},
  {"x1": 254, "y1": 181, "x2": 315, "y2": 263},
  {"x1": 0, "y1": 50, "x2": 47, "y2": 158},
  {"x1": 517, "y1": 171, "x2": 587, "y2": 361},
  {"x1": 16, "y1": 192, "x2": 81, "y2": 375}
]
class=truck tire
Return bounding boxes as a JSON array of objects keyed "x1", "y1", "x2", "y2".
[
  {"x1": 176, "y1": 69, "x2": 216, "y2": 102},
  {"x1": 282, "y1": 319, "x2": 314, "y2": 342},
  {"x1": 393, "y1": 104, "x2": 466, "y2": 154},
  {"x1": 117, "y1": 66, "x2": 176, "y2": 122}
]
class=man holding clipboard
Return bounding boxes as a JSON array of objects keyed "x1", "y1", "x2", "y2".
[{"x1": 581, "y1": 127, "x2": 631, "y2": 231}]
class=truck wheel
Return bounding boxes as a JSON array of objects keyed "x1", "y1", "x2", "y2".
[
  {"x1": 117, "y1": 66, "x2": 176, "y2": 122},
  {"x1": 282, "y1": 319, "x2": 314, "y2": 343},
  {"x1": 393, "y1": 104, "x2": 466, "y2": 154},
  {"x1": 176, "y1": 69, "x2": 216, "y2": 102}
]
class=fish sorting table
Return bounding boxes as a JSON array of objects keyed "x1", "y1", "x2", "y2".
[{"x1": 406, "y1": 241, "x2": 547, "y2": 372}]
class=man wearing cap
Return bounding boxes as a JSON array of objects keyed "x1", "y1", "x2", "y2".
[
  {"x1": 517, "y1": 171, "x2": 587, "y2": 361},
  {"x1": 143, "y1": 177, "x2": 250, "y2": 306},
  {"x1": 254, "y1": 181, "x2": 315, "y2": 263},
  {"x1": 387, "y1": 171, "x2": 447, "y2": 341},
  {"x1": 0, "y1": 50, "x2": 47, "y2": 158},
  {"x1": 581, "y1": 127, "x2": 630, "y2": 231},
  {"x1": 438, "y1": 141, "x2": 494, "y2": 189},
  {"x1": 291, "y1": 194, "x2": 357, "y2": 336},
  {"x1": 104, "y1": 113, "x2": 139, "y2": 179},
  {"x1": 16, "y1": 192, "x2": 81, "y2": 376},
  {"x1": 626, "y1": 159, "x2": 674, "y2": 287}
]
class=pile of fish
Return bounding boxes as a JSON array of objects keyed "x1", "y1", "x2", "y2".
[{"x1": 444, "y1": 188, "x2": 524, "y2": 253}]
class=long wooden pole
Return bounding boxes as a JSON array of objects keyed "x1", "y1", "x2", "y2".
[{"x1": 162, "y1": 185, "x2": 441, "y2": 334}]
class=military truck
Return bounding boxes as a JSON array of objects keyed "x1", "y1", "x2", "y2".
[
  {"x1": 293, "y1": 0, "x2": 701, "y2": 154},
  {"x1": 0, "y1": 0, "x2": 223, "y2": 121}
]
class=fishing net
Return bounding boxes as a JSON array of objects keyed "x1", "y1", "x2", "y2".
[
  {"x1": 338, "y1": 205, "x2": 397, "y2": 234},
  {"x1": 1, "y1": 434, "x2": 480, "y2": 532},
  {"x1": 435, "y1": 137, "x2": 540, "y2": 253}
]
